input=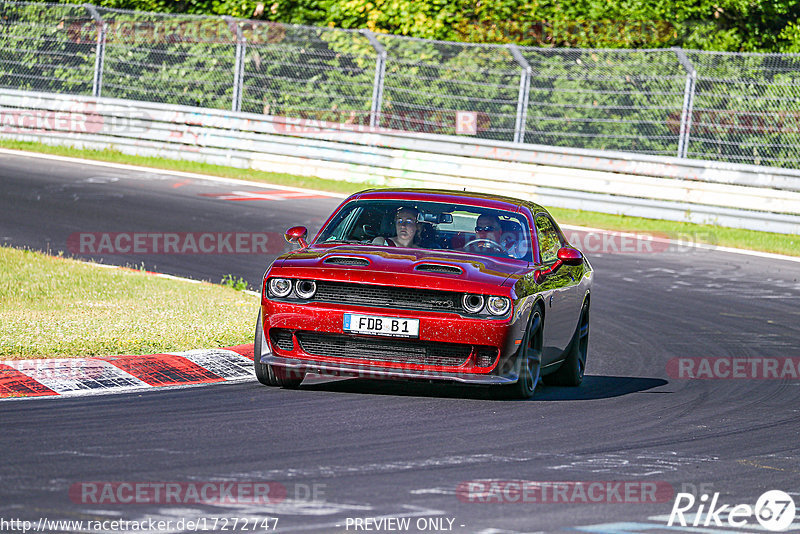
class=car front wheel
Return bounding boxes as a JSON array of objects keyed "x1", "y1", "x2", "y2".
[
  {"x1": 254, "y1": 309, "x2": 278, "y2": 386},
  {"x1": 498, "y1": 306, "x2": 543, "y2": 400},
  {"x1": 254, "y1": 309, "x2": 306, "y2": 389}
]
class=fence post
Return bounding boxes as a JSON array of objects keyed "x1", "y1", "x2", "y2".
[
  {"x1": 83, "y1": 4, "x2": 105, "y2": 98},
  {"x1": 673, "y1": 48, "x2": 697, "y2": 159},
  {"x1": 362, "y1": 30, "x2": 386, "y2": 129},
  {"x1": 225, "y1": 17, "x2": 245, "y2": 112},
  {"x1": 508, "y1": 44, "x2": 531, "y2": 144}
]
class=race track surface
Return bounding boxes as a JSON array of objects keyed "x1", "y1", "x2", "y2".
[{"x1": 1, "y1": 151, "x2": 799, "y2": 534}]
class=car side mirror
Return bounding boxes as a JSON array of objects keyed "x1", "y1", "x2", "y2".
[
  {"x1": 557, "y1": 246, "x2": 584, "y2": 266},
  {"x1": 285, "y1": 226, "x2": 308, "y2": 248},
  {"x1": 534, "y1": 247, "x2": 583, "y2": 283}
]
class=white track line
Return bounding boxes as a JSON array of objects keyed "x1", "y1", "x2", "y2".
[
  {"x1": 0, "y1": 147, "x2": 347, "y2": 198},
  {"x1": 70, "y1": 257, "x2": 260, "y2": 296}
]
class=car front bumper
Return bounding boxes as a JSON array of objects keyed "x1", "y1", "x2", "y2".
[
  {"x1": 260, "y1": 353, "x2": 519, "y2": 384},
  {"x1": 260, "y1": 299, "x2": 529, "y2": 381}
]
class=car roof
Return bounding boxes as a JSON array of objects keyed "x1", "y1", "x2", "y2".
[{"x1": 350, "y1": 188, "x2": 547, "y2": 214}]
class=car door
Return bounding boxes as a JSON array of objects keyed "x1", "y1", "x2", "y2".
[{"x1": 534, "y1": 212, "x2": 580, "y2": 363}]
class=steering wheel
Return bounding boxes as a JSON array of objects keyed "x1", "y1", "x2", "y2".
[{"x1": 463, "y1": 238, "x2": 506, "y2": 254}]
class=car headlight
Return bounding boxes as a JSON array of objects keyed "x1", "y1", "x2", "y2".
[
  {"x1": 295, "y1": 280, "x2": 317, "y2": 299},
  {"x1": 462, "y1": 294, "x2": 485, "y2": 314},
  {"x1": 487, "y1": 296, "x2": 511, "y2": 316},
  {"x1": 268, "y1": 278, "x2": 292, "y2": 298}
]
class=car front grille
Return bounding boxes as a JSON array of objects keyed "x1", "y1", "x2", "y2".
[
  {"x1": 312, "y1": 281, "x2": 461, "y2": 313},
  {"x1": 475, "y1": 347, "x2": 499, "y2": 367},
  {"x1": 269, "y1": 329, "x2": 294, "y2": 351},
  {"x1": 296, "y1": 331, "x2": 471, "y2": 367}
]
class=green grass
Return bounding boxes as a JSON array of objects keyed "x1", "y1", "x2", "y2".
[
  {"x1": 549, "y1": 208, "x2": 799, "y2": 257},
  {"x1": 1, "y1": 138, "x2": 798, "y2": 257},
  {"x1": 0, "y1": 247, "x2": 258, "y2": 359}
]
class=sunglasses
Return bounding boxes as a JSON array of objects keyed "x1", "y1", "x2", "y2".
[
  {"x1": 395, "y1": 218, "x2": 417, "y2": 225},
  {"x1": 475, "y1": 225, "x2": 500, "y2": 232}
]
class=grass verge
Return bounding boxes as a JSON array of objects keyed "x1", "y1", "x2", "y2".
[
  {"x1": 0, "y1": 139, "x2": 798, "y2": 257},
  {"x1": 0, "y1": 247, "x2": 258, "y2": 360}
]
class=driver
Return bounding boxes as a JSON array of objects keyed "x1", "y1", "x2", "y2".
[
  {"x1": 464, "y1": 214, "x2": 515, "y2": 257},
  {"x1": 475, "y1": 214, "x2": 503, "y2": 246}
]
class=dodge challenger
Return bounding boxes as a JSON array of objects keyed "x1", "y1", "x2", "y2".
[{"x1": 254, "y1": 189, "x2": 592, "y2": 399}]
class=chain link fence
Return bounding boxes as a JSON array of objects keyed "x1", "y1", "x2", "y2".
[{"x1": 2, "y1": 1, "x2": 800, "y2": 168}]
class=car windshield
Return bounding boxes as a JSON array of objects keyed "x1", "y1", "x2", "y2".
[{"x1": 315, "y1": 199, "x2": 533, "y2": 261}]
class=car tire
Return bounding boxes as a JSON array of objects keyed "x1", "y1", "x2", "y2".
[
  {"x1": 254, "y1": 310, "x2": 306, "y2": 388},
  {"x1": 253, "y1": 309, "x2": 279, "y2": 386},
  {"x1": 497, "y1": 305, "x2": 543, "y2": 400},
  {"x1": 544, "y1": 299, "x2": 589, "y2": 387},
  {"x1": 272, "y1": 365, "x2": 305, "y2": 389}
]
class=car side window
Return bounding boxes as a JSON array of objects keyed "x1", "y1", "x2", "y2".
[{"x1": 535, "y1": 213, "x2": 562, "y2": 264}]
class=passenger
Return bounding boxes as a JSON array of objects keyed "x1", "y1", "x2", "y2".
[{"x1": 372, "y1": 207, "x2": 420, "y2": 248}]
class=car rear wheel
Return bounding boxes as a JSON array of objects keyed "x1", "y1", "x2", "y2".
[
  {"x1": 544, "y1": 299, "x2": 589, "y2": 387},
  {"x1": 497, "y1": 306, "x2": 543, "y2": 400}
]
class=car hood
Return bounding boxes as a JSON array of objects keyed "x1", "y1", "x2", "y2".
[{"x1": 269, "y1": 244, "x2": 529, "y2": 292}]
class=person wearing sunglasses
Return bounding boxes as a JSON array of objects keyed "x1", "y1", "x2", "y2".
[
  {"x1": 475, "y1": 214, "x2": 503, "y2": 244},
  {"x1": 463, "y1": 214, "x2": 515, "y2": 257},
  {"x1": 372, "y1": 207, "x2": 420, "y2": 248}
]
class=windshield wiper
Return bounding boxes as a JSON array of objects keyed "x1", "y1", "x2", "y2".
[{"x1": 322, "y1": 238, "x2": 359, "y2": 244}]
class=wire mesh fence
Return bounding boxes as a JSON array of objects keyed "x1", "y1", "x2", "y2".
[
  {"x1": 519, "y1": 48, "x2": 689, "y2": 156},
  {"x1": 2, "y1": 1, "x2": 800, "y2": 168},
  {"x1": 376, "y1": 35, "x2": 521, "y2": 140},
  {"x1": 0, "y1": 2, "x2": 96, "y2": 95},
  {"x1": 242, "y1": 26, "x2": 375, "y2": 118}
]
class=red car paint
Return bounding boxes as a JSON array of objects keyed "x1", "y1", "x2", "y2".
[{"x1": 255, "y1": 189, "x2": 593, "y2": 395}]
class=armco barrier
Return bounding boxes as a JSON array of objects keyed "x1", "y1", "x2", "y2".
[{"x1": 2, "y1": 88, "x2": 799, "y2": 234}]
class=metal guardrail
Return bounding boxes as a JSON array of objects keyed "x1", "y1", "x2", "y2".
[
  {"x1": 2, "y1": 1, "x2": 800, "y2": 169},
  {"x1": 2, "y1": 88, "x2": 799, "y2": 235}
]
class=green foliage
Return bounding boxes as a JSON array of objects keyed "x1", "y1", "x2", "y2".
[
  {"x1": 220, "y1": 273, "x2": 248, "y2": 291},
  {"x1": 33, "y1": 0, "x2": 800, "y2": 53},
  {"x1": 240, "y1": 25, "x2": 375, "y2": 115},
  {"x1": 0, "y1": 3, "x2": 96, "y2": 95},
  {"x1": 4, "y1": 1, "x2": 800, "y2": 166}
]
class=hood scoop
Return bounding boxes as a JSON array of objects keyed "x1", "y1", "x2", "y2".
[
  {"x1": 415, "y1": 263, "x2": 463, "y2": 275},
  {"x1": 324, "y1": 256, "x2": 370, "y2": 267}
]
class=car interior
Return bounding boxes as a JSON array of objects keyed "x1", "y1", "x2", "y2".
[{"x1": 320, "y1": 201, "x2": 532, "y2": 261}]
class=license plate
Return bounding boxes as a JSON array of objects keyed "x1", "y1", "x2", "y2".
[{"x1": 343, "y1": 313, "x2": 420, "y2": 338}]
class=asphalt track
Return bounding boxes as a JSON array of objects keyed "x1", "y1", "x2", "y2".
[{"x1": 1, "y1": 150, "x2": 800, "y2": 534}]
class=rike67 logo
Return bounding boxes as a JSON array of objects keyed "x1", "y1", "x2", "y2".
[{"x1": 668, "y1": 490, "x2": 796, "y2": 531}]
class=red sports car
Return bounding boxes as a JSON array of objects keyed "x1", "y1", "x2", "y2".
[{"x1": 254, "y1": 189, "x2": 592, "y2": 399}]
